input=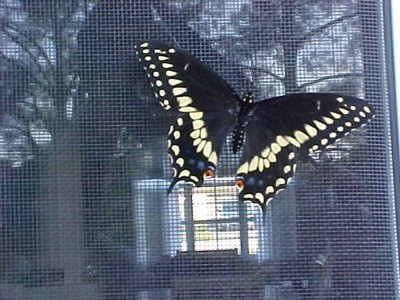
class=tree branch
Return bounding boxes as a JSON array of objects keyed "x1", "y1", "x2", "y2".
[
  {"x1": 301, "y1": 13, "x2": 358, "y2": 44},
  {"x1": 0, "y1": 52, "x2": 43, "y2": 86},
  {"x1": 298, "y1": 73, "x2": 363, "y2": 90},
  {"x1": 241, "y1": 64, "x2": 284, "y2": 82},
  {"x1": 3, "y1": 24, "x2": 54, "y2": 79}
]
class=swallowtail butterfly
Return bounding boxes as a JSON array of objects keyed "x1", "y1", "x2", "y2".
[{"x1": 135, "y1": 40, "x2": 373, "y2": 213}]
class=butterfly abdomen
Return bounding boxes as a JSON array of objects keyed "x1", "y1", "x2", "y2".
[{"x1": 232, "y1": 93, "x2": 254, "y2": 154}]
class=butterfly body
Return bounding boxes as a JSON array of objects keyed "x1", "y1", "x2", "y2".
[
  {"x1": 135, "y1": 40, "x2": 374, "y2": 212},
  {"x1": 232, "y1": 93, "x2": 254, "y2": 154}
]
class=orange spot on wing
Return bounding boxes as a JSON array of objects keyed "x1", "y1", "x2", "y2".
[
  {"x1": 204, "y1": 168, "x2": 214, "y2": 178},
  {"x1": 235, "y1": 178, "x2": 244, "y2": 190}
]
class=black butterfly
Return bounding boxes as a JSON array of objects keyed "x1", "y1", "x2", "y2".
[{"x1": 135, "y1": 40, "x2": 374, "y2": 213}]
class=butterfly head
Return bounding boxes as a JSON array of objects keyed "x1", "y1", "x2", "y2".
[{"x1": 242, "y1": 93, "x2": 254, "y2": 104}]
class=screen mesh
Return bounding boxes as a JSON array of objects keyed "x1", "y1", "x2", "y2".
[{"x1": 0, "y1": 1, "x2": 398, "y2": 299}]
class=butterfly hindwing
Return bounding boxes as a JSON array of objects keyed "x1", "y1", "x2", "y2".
[
  {"x1": 236, "y1": 93, "x2": 374, "y2": 208},
  {"x1": 167, "y1": 113, "x2": 235, "y2": 191},
  {"x1": 136, "y1": 41, "x2": 237, "y2": 190},
  {"x1": 236, "y1": 139, "x2": 297, "y2": 209}
]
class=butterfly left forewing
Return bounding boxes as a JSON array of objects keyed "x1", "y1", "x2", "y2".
[
  {"x1": 135, "y1": 40, "x2": 238, "y2": 112},
  {"x1": 236, "y1": 93, "x2": 374, "y2": 209}
]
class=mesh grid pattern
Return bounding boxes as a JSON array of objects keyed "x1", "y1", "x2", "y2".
[{"x1": 0, "y1": 1, "x2": 398, "y2": 299}]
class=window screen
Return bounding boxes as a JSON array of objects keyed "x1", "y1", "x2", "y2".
[{"x1": 0, "y1": 1, "x2": 398, "y2": 299}]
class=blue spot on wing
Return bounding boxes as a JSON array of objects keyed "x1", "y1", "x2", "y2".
[
  {"x1": 246, "y1": 177, "x2": 255, "y2": 186},
  {"x1": 197, "y1": 161, "x2": 205, "y2": 170}
]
